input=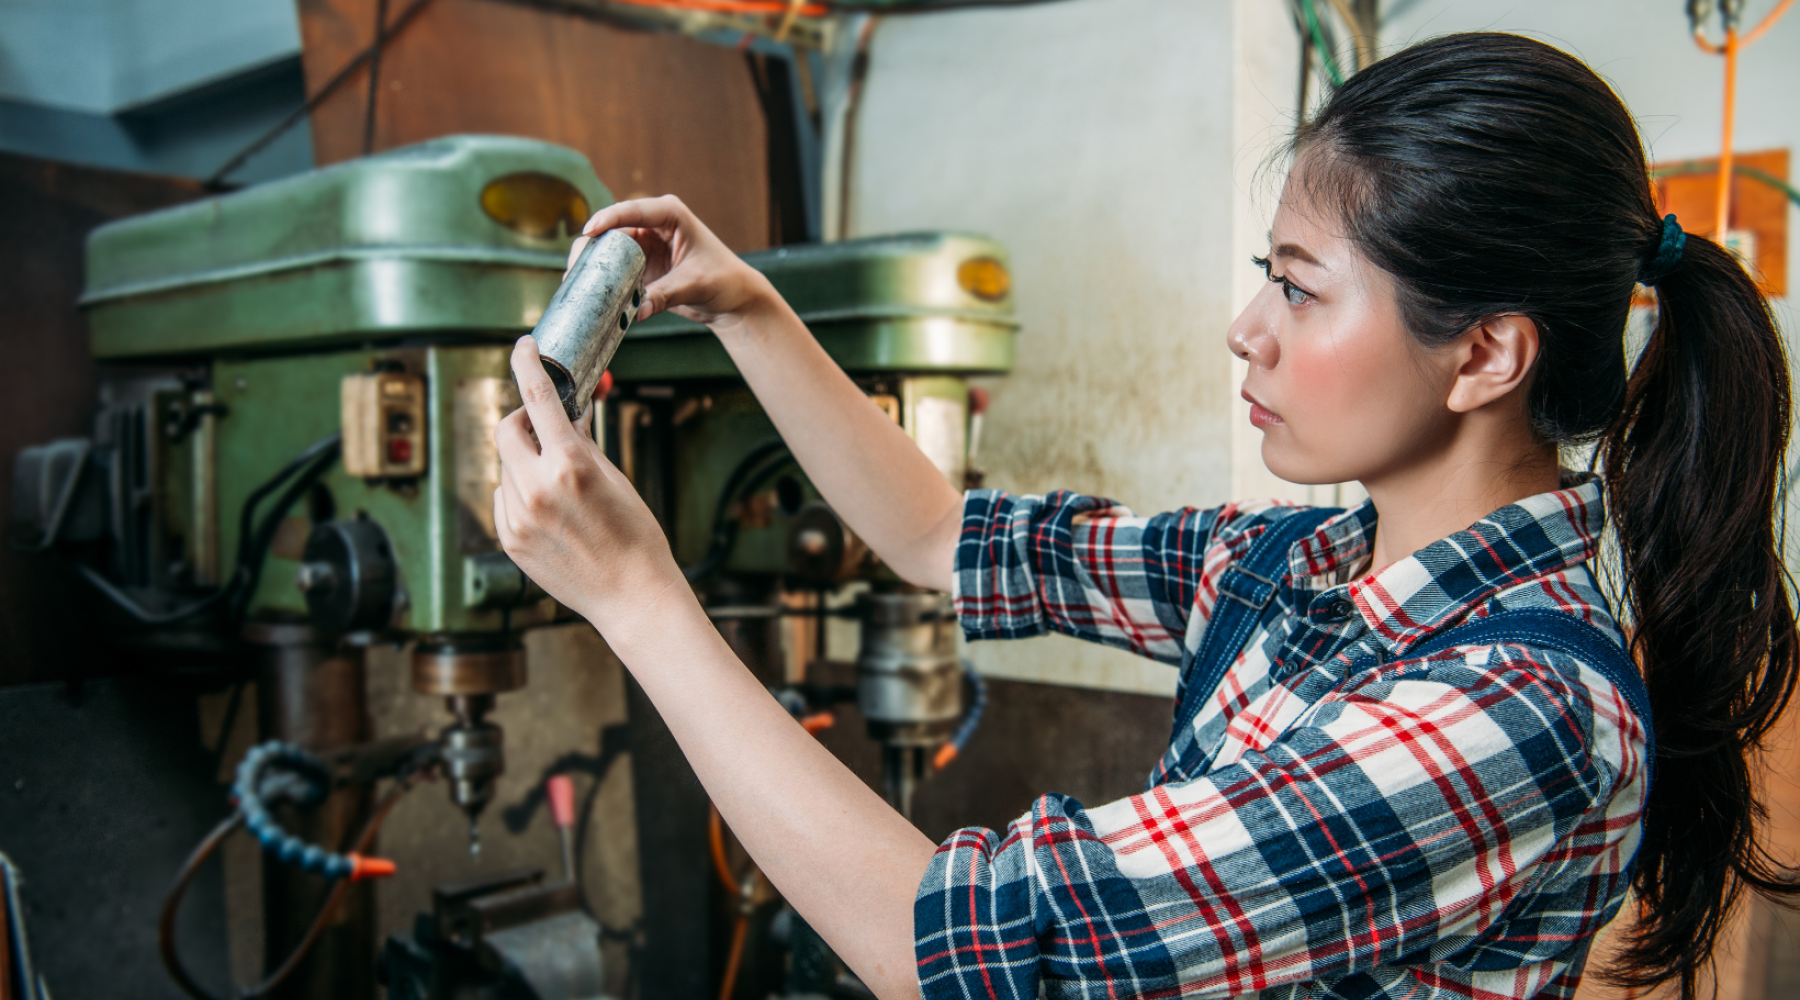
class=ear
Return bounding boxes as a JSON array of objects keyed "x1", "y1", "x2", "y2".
[{"x1": 1446, "y1": 314, "x2": 1540, "y2": 414}]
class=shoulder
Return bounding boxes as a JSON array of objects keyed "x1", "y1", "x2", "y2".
[
  {"x1": 1485, "y1": 563, "x2": 1626, "y2": 644},
  {"x1": 1364, "y1": 610, "x2": 1645, "y2": 790}
]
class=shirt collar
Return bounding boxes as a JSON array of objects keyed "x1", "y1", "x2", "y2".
[{"x1": 1286, "y1": 474, "x2": 1606, "y2": 653}]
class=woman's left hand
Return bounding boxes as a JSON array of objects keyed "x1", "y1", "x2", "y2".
[{"x1": 493, "y1": 335, "x2": 686, "y2": 632}]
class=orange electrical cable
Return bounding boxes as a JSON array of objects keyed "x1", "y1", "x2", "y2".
[
  {"x1": 719, "y1": 906, "x2": 753, "y2": 1000},
  {"x1": 1692, "y1": 1, "x2": 1793, "y2": 240},
  {"x1": 706, "y1": 718, "x2": 830, "y2": 1000},
  {"x1": 1744, "y1": 0, "x2": 1796, "y2": 45},
  {"x1": 600, "y1": 0, "x2": 828, "y2": 17},
  {"x1": 708, "y1": 803, "x2": 737, "y2": 894},
  {"x1": 1716, "y1": 26, "x2": 1739, "y2": 240}
]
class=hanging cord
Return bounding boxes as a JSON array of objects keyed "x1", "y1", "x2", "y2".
[
  {"x1": 67, "y1": 433, "x2": 339, "y2": 627},
  {"x1": 204, "y1": 0, "x2": 439, "y2": 189},
  {"x1": 1298, "y1": 0, "x2": 1345, "y2": 88},
  {"x1": 363, "y1": 0, "x2": 392, "y2": 156},
  {"x1": 707, "y1": 802, "x2": 761, "y2": 1000},
  {"x1": 708, "y1": 711, "x2": 831, "y2": 1000},
  {"x1": 1692, "y1": 0, "x2": 1793, "y2": 51},
  {"x1": 931, "y1": 659, "x2": 989, "y2": 771},
  {"x1": 1717, "y1": 24, "x2": 1738, "y2": 239},
  {"x1": 1687, "y1": 0, "x2": 1794, "y2": 239},
  {"x1": 682, "y1": 440, "x2": 795, "y2": 582},
  {"x1": 158, "y1": 759, "x2": 414, "y2": 1000},
  {"x1": 226, "y1": 434, "x2": 342, "y2": 626}
]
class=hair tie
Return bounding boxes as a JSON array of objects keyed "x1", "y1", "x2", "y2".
[{"x1": 1639, "y1": 214, "x2": 1686, "y2": 286}]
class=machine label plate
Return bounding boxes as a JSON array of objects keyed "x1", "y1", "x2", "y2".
[{"x1": 455, "y1": 377, "x2": 522, "y2": 552}]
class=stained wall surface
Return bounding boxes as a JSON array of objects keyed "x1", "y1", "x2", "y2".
[{"x1": 846, "y1": 0, "x2": 1308, "y2": 696}]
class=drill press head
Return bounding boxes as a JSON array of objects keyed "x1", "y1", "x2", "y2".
[{"x1": 413, "y1": 635, "x2": 526, "y2": 854}]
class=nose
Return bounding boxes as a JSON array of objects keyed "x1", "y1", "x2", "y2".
[{"x1": 1227, "y1": 288, "x2": 1279, "y2": 368}]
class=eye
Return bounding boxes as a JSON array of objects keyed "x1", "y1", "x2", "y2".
[{"x1": 1251, "y1": 255, "x2": 1314, "y2": 307}]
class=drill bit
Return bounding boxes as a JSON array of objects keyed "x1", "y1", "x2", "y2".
[{"x1": 468, "y1": 818, "x2": 482, "y2": 858}]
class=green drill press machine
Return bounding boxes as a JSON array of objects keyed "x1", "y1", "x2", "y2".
[{"x1": 10, "y1": 134, "x2": 1015, "y2": 1000}]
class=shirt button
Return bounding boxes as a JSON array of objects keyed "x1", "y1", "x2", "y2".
[{"x1": 1327, "y1": 599, "x2": 1357, "y2": 621}]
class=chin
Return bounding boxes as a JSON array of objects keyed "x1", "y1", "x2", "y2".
[{"x1": 1260, "y1": 436, "x2": 1354, "y2": 488}]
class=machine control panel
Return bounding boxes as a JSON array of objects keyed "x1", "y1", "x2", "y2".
[{"x1": 343, "y1": 372, "x2": 428, "y2": 478}]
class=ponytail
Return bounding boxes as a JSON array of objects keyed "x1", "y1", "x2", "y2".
[
  {"x1": 1291, "y1": 32, "x2": 1800, "y2": 996},
  {"x1": 1602, "y1": 234, "x2": 1800, "y2": 995}
]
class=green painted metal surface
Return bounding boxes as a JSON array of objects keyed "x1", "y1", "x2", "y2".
[
  {"x1": 83, "y1": 135, "x2": 609, "y2": 359},
  {"x1": 77, "y1": 135, "x2": 1021, "y2": 627},
  {"x1": 669, "y1": 376, "x2": 972, "y2": 576},
  {"x1": 213, "y1": 345, "x2": 546, "y2": 633},
  {"x1": 618, "y1": 232, "x2": 1017, "y2": 380}
]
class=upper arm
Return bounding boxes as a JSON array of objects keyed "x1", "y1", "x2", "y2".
[{"x1": 951, "y1": 490, "x2": 1224, "y2": 664}]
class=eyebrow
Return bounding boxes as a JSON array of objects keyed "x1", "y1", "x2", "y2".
[{"x1": 1270, "y1": 241, "x2": 1325, "y2": 268}]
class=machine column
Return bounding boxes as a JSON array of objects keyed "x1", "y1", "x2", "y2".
[{"x1": 244, "y1": 620, "x2": 375, "y2": 1000}]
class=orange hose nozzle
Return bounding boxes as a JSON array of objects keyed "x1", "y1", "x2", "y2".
[{"x1": 348, "y1": 853, "x2": 397, "y2": 881}]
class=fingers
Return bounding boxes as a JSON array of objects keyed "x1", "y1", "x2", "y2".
[
  {"x1": 494, "y1": 402, "x2": 542, "y2": 470},
  {"x1": 582, "y1": 195, "x2": 689, "y2": 238},
  {"x1": 639, "y1": 271, "x2": 691, "y2": 321},
  {"x1": 510, "y1": 336, "x2": 579, "y2": 447},
  {"x1": 497, "y1": 460, "x2": 528, "y2": 533},
  {"x1": 565, "y1": 234, "x2": 590, "y2": 275}
]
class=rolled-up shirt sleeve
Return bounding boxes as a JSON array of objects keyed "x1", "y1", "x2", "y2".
[
  {"x1": 912, "y1": 645, "x2": 1644, "y2": 1000},
  {"x1": 952, "y1": 489, "x2": 1232, "y2": 665}
]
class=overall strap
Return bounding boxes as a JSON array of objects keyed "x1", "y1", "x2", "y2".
[
  {"x1": 1412, "y1": 608, "x2": 1655, "y2": 793},
  {"x1": 1171, "y1": 507, "x2": 1340, "y2": 748}
]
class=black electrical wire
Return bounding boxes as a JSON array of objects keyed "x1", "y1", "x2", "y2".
[
  {"x1": 227, "y1": 434, "x2": 343, "y2": 625},
  {"x1": 72, "y1": 433, "x2": 341, "y2": 627},
  {"x1": 681, "y1": 440, "x2": 796, "y2": 582},
  {"x1": 204, "y1": 0, "x2": 439, "y2": 188},
  {"x1": 74, "y1": 563, "x2": 233, "y2": 625},
  {"x1": 363, "y1": 0, "x2": 391, "y2": 156}
]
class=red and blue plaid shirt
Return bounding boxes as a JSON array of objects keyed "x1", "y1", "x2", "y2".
[{"x1": 918, "y1": 477, "x2": 1648, "y2": 1000}]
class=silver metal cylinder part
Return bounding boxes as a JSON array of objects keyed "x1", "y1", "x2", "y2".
[
  {"x1": 530, "y1": 229, "x2": 647, "y2": 422},
  {"x1": 856, "y1": 592, "x2": 964, "y2": 743}
]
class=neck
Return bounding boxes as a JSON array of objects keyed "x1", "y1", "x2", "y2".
[{"x1": 1360, "y1": 414, "x2": 1561, "y2": 574}]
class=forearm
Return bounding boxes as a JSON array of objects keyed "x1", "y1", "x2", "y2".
[
  {"x1": 604, "y1": 588, "x2": 936, "y2": 1000},
  {"x1": 710, "y1": 290, "x2": 963, "y2": 592}
]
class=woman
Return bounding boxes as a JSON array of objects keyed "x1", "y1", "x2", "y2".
[{"x1": 492, "y1": 32, "x2": 1798, "y2": 999}]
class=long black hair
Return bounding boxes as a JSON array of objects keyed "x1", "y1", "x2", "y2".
[{"x1": 1292, "y1": 32, "x2": 1798, "y2": 996}]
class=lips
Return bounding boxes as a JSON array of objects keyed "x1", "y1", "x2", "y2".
[{"x1": 1243, "y1": 389, "x2": 1284, "y2": 429}]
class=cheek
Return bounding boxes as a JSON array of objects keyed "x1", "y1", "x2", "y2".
[
  {"x1": 1285, "y1": 320, "x2": 1410, "y2": 417},
  {"x1": 1274, "y1": 316, "x2": 1447, "y2": 478}
]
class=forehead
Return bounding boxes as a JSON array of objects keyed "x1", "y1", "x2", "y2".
[{"x1": 1268, "y1": 161, "x2": 1379, "y2": 277}]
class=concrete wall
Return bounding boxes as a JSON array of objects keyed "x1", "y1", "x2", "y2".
[
  {"x1": 847, "y1": 0, "x2": 1798, "y2": 697},
  {"x1": 845, "y1": 0, "x2": 1316, "y2": 696},
  {"x1": 1382, "y1": 0, "x2": 1799, "y2": 338},
  {"x1": 0, "y1": 0, "x2": 311, "y2": 181},
  {"x1": 0, "y1": 0, "x2": 301, "y2": 112}
]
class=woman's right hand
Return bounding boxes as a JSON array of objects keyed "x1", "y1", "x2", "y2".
[{"x1": 571, "y1": 195, "x2": 776, "y2": 331}]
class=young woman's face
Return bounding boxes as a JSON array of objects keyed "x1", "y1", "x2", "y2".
[{"x1": 1227, "y1": 180, "x2": 1462, "y2": 487}]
